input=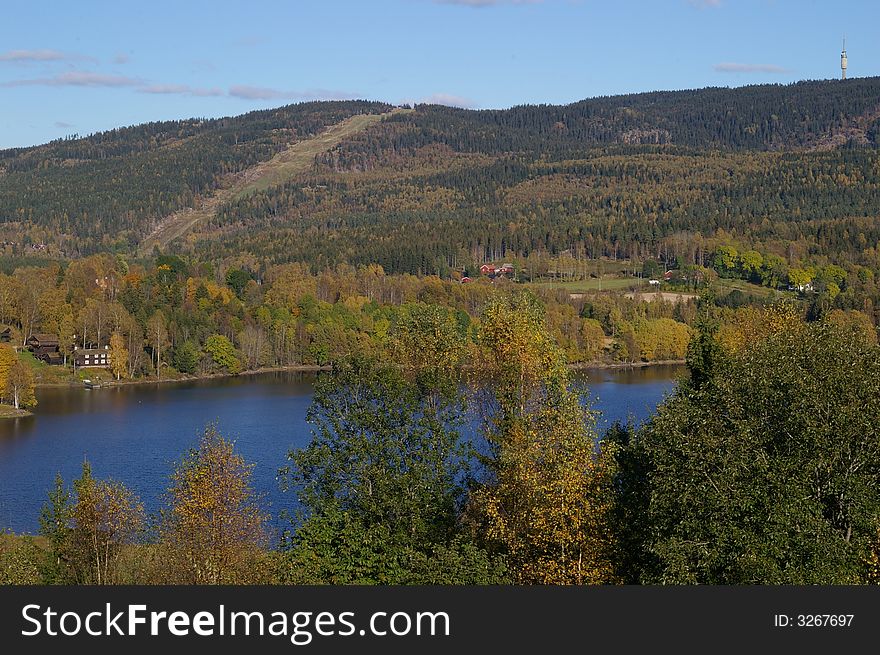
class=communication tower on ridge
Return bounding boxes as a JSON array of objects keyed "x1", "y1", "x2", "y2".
[{"x1": 841, "y1": 37, "x2": 848, "y2": 80}]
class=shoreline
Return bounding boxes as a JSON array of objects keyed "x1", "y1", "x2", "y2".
[
  {"x1": 34, "y1": 364, "x2": 332, "y2": 389},
  {"x1": 0, "y1": 405, "x2": 33, "y2": 419},
  {"x1": 34, "y1": 360, "x2": 685, "y2": 390},
  {"x1": 569, "y1": 359, "x2": 686, "y2": 370}
]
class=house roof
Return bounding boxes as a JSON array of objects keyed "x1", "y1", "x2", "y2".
[{"x1": 28, "y1": 333, "x2": 59, "y2": 344}]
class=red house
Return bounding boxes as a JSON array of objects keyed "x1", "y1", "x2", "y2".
[{"x1": 480, "y1": 264, "x2": 497, "y2": 275}]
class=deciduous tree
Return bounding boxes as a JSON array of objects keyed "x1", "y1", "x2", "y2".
[
  {"x1": 109, "y1": 332, "x2": 128, "y2": 380},
  {"x1": 5, "y1": 359, "x2": 36, "y2": 409},
  {"x1": 160, "y1": 426, "x2": 267, "y2": 584},
  {"x1": 67, "y1": 463, "x2": 143, "y2": 585},
  {"x1": 204, "y1": 334, "x2": 241, "y2": 374},
  {"x1": 471, "y1": 291, "x2": 617, "y2": 584}
]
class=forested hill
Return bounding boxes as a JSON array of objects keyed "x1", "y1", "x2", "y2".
[
  {"x1": 1, "y1": 77, "x2": 879, "y2": 260},
  {"x1": 0, "y1": 101, "x2": 395, "y2": 247},
  {"x1": 328, "y1": 77, "x2": 880, "y2": 162}
]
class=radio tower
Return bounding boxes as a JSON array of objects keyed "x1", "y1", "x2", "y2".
[{"x1": 841, "y1": 37, "x2": 848, "y2": 80}]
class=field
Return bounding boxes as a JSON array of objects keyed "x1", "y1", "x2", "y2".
[
  {"x1": 625, "y1": 291, "x2": 699, "y2": 303},
  {"x1": 532, "y1": 273, "x2": 785, "y2": 302},
  {"x1": 714, "y1": 278, "x2": 783, "y2": 298}
]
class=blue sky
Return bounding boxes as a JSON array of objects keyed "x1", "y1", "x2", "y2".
[{"x1": 1, "y1": 0, "x2": 876, "y2": 149}]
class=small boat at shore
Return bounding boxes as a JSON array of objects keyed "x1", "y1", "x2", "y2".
[{"x1": 82, "y1": 379, "x2": 102, "y2": 390}]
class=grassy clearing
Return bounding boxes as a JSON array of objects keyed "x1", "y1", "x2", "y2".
[
  {"x1": 533, "y1": 275, "x2": 785, "y2": 301},
  {"x1": 233, "y1": 113, "x2": 393, "y2": 199},
  {"x1": 714, "y1": 278, "x2": 781, "y2": 298},
  {"x1": 18, "y1": 349, "x2": 72, "y2": 384},
  {"x1": 18, "y1": 349, "x2": 43, "y2": 370}
]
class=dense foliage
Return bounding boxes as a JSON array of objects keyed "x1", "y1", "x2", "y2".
[
  {"x1": 613, "y1": 315, "x2": 880, "y2": 584},
  {"x1": 0, "y1": 254, "x2": 701, "y2": 393},
  {"x1": 2, "y1": 295, "x2": 880, "y2": 586}
]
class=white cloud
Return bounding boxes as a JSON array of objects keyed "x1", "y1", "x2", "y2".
[
  {"x1": 54, "y1": 121, "x2": 74, "y2": 128},
  {"x1": 1, "y1": 71, "x2": 143, "y2": 87},
  {"x1": 228, "y1": 85, "x2": 290, "y2": 100},
  {"x1": 0, "y1": 49, "x2": 96, "y2": 63},
  {"x1": 714, "y1": 62, "x2": 790, "y2": 73},
  {"x1": 140, "y1": 84, "x2": 224, "y2": 97},
  {"x1": 113, "y1": 53, "x2": 131, "y2": 65},
  {"x1": 688, "y1": 0, "x2": 722, "y2": 8}
]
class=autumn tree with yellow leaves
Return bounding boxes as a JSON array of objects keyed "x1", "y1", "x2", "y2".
[
  {"x1": 470, "y1": 290, "x2": 617, "y2": 584},
  {"x1": 159, "y1": 425, "x2": 267, "y2": 584},
  {"x1": 5, "y1": 359, "x2": 36, "y2": 410},
  {"x1": 0, "y1": 345, "x2": 17, "y2": 405},
  {"x1": 54, "y1": 463, "x2": 144, "y2": 585},
  {"x1": 108, "y1": 332, "x2": 128, "y2": 380}
]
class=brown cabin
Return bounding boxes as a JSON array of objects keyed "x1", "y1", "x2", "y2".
[
  {"x1": 74, "y1": 346, "x2": 110, "y2": 369},
  {"x1": 27, "y1": 333, "x2": 60, "y2": 363}
]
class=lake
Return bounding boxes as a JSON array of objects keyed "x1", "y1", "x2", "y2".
[{"x1": 0, "y1": 366, "x2": 684, "y2": 534}]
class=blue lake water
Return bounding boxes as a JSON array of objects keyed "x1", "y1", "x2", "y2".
[{"x1": 0, "y1": 366, "x2": 683, "y2": 534}]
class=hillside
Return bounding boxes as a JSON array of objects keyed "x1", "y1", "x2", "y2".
[
  {"x1": 0, "y1": 78, "x2": 879, "y2": 270},
  {"x1": 138, "y1": 110, "x2": 403, "y2": 253},
  {"x1": 0, "y1": 100, "x2": 394, "y2": 253}
]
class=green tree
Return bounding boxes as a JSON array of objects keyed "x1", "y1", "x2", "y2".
[
  {"x1": 738, "y1": 250, "x2": 763, "y2": 281},
  {"x1": 642, "y1": 259, "x2": 663, "y2": 279},
  {"x1": 626, "y1": 321, "x2": 880, "y2": 584},
  {"x1": 39, "y1": 473, "x2": 72, "y2": 583},
  {"x1": 787, "y1": 267, "x2": 814, "y2": 290},
  {"x1": 204, "y1": 334, "x2": 241, "y2": 374},
  {"x1": 280, "y1": 354, "x2": 482, "y2": 583},
  {"x1": 172, "y1": 340, "x2": 201, "y2": 374},
  {"x1": 225, "y1": 268, "x2": 252, "y2": 298},
  {"x1": 391, "y1": 302, "x2": 465, "y2": 397},
  {"x1": 712, "y1": 246, "x2": 739, "y2": 276}
]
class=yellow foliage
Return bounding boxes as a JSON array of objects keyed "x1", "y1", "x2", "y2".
[
  {"x1": 0, "y1": 345, "x2": 16, "y2": 400},
  {"x1": 473, "y1": 291, "x2": 617, "y2": 584},
  {"x1": 718, "y1": 302, "x2": 804, "y2": 354},
  {"x1": 161, "y1": 426, "x2": 267, "y2": 584},
  {"x1": 109, "y1": 332, "x2": 128, "y2": 380}
]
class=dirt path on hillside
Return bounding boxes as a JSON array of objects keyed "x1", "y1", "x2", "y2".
[{"x1": 139, "y1": 111, "x2": 399, "y2": 253}]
